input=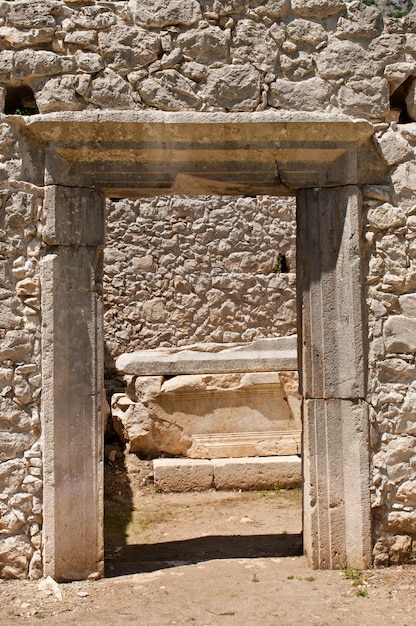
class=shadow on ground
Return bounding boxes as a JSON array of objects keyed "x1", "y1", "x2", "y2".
[{"x1": 106, "y1": 533, "x2": 303, "y2": 576}]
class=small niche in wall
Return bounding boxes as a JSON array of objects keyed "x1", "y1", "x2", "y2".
[
  {"x1": 4, "y1": 85, "x2": 39, "y2": 115},
  {"x1": 272, "y1": 254, "x2": 289, "y2": 274}
]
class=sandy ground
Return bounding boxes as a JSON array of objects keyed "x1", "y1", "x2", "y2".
[{"x1": 1, "y1": 456, "x2": 415, "y2": 625}]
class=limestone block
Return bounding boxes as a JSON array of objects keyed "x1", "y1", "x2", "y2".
[
  {"x1": 212, "y1": 456, "x2": 301, "y2": 490},
  {"x1": 116, "y1": 337, "x2": 298, "y2": 376},
  {"x1": 286, "y1": 19, "x2": 327, "y2": 46},
  {"x1": 129, "y1": 0, "x2": 202, "y2": 27},
  {"x1": 64, "y1": 30, "x2": 98, "y2": 51},
  {"x1": 367, "y1": 203, "x2": 406, "y2": 230},
  {"x1": 338, "y1": 77, "x2": 389, "y2": 118},
  {"x1": 397, "y1": 392, "x2": 416, "y2": 435},
  {"x1": 74, "y1": 51, "x2": 104, "y2": 74},
  {"x1": 0, "y1": 330, "x2": 33, "y2": 361},
  {"x1": 396, "y1": 479, "x2": 416, "y2": 505},
  {"x1": 386, "y1": 436, "x2": 415, "y2": 482},
  {"x1": 378, "y1": 358, "x2": 416, "y2": 383},
  {"x1": 399, "y1": 293, "x2": 416, "y2": 316},
  {"x1": 71, "y1": 6, "x2": 117, "y2": 30},
  {"x1": 153, "y1": 458, "x2": 213, "y2": 492},
  {"x1": 98, "y1": 24, "x2": 160, "y2": 73},
  {"x1": 0, "y1": 535, "x2": 32, "y2": 579},
  {"x1": 391, "y1": 161, "x2": 416, "y2": 203},
  {"x1": 375, "y1": 129, "x2": 413, "y2": 166},
  {"x1": 6, "y1": 1, "x2": 56, "y2": 28},
  {"x1": 0, "y1": 459, "x2": 26, "y2": 495},
  {"x1": 178, "y1": 26, "x2": 229, "y2": 65},
  {"x1": 0, "y1": 432, "x2": 37, "y2": 463},
  {"x1": 0, "y1": 50, "x2": 13, "y2": 80},
  {"x1": 13, "y1": 50, "x2": 74, "y2": 79},
  {"x1": 203, "y1": 64, "x2": 261, "y2": 111},
  {"x1": 384, "y1": 62, "x2": 416, "y2": 93},
  {"x1": 0, "y1": 26, "x2": 54, "y2": 49},
  {"x1": 336, "y1": 3, "x2": 382, "y2": 39},
  {"x1": 231, "y1": 20, "x2": 277, "y2": 71},
  {"x1": 291, "y1": 0, "x2": 345, "y2": 19},
  {"x1": 384, "y1": 315, "x2": 416, "y2": 353},
  {"x1": 405, "y1": 78, "x2": 416, "y2": 121},
  {"x1": 268, "y1": 77, "x2": 331, "y2": 112},
  {"x1": 368, "y1": 34, "x2": 406, "y2": 65},
  {"x1": 34, "y1": 75, "x2": 84, "y2": 113},
  {"x1": 385, "y1": 510, "x2": 416, "y2": 534},
  {"x1": 113, "y1": 369, "x2": 301, "y2": 459},
  {"x1": 139, "y1": 70, "x2": 200, "y2": 111},
  {"x1": 86, "y1": 69, "x2": 135, "y2": 109},
  {"x1": 251, "y1": 0, "x2": 289, "y2": 19},
  {"x1": 316, "y1": 40, "x2": 374, "y2": 78},
  {"x1": 0, "y1": 502, "x2": 25, "y2": 535}
]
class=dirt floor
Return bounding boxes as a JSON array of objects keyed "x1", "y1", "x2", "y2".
[{"x1": 1, "y1": 454, "x2": 416, "y2": 625}]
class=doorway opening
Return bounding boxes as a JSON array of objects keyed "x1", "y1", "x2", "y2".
[{"x1": 102, "y1": 193, "x2": 302, "y2": 575}]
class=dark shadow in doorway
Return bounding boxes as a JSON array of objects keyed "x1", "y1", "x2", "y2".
[{"x1": 106, "y1": 533, "x2": 303, "y2": 577}]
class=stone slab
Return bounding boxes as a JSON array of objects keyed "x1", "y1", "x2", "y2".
[
  {"x1": 153, "y1": 456, "x2": 302, "y2": 492},
  {"x1": 153, "y1": 458, "x2": 213, "y2": 492},
  {"x1": 115, "y1": 337, "x2": 298, "y2": 376},
  {"x1": 212, "y1": 456, "x2": 301, "y2": 491}
]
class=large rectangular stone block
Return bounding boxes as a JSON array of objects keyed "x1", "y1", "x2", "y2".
[
  {"x1": 296, "y1": 186, "x2": 365, "y2": 400},
  {"x1": 303, "y1": 398, "x2": 372, "y2": 569}
]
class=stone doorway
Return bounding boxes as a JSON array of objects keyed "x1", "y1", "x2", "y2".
[{"x1": 20, "y1": 111, "x2": 374, "y2": 580}]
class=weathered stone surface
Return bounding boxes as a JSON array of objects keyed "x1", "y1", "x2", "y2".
[
  {"x1": 384, "y1": 315, "x2": 416, "y2": 353},
  {"x1": 71, "y1": 6, "x2": 117, "y2": 30},
  {"x1": 231, "y1": 20, "x2": 277, "y2": 71},
  {"x1": 336, "y1": 2, "x2": 382, "y2": 39},
  {"x1": 139, "y1": 70, "x2": 200, "y2": 110},
  {"x1": 203, "y1": 64, "x2": 260, "y2": 111},
  {"x1": 405, "y1": 78, "x2": 416, "y2": 121},
  {"x1": 391, "y1": 161, "x2": 416, "y2": 205},
  {"x1": 291, "y1": 0, "x2": 345, "y2": 19},
  {"x1": 116, "y1": 337, "x2": 297, "y2": 376},
  {"x1": 375, "y1": 128, "x2": 413, "y2": 166},
  {"x1": 112, "y1": 369, "x2": 301, "y2": 459},
  {"x1": 338, "y1": 77, "x2": 389, "y2": 118},
  {"x1": 251, "y1": 0, "x2": 289, "y2": 19},
  {"x1": 0, "y1": 26, "x2": 54, "y2": 48},
  {"x1": 268, "y1": 77, "x2": 331, "y2": 111},
  {"x1": 13, "y1": 50, "x2": 73, "y2": 79},
  {"x1": 316, "y1": 40, "x2": 373, "y2": 78},
  {"x1": 86, "y1": 69, "x2": 135, "y2": 109},
  {"x1": 212, "y1": 456, "x2": 301, "y2": 490},
  {"x1": 129, "y1": 0, "x2": 202, "y2": 27},
  {"x1": 0, "y1": 535, "x2": 32, "y2": 579},
  {"x1": 98, "y1": 24, "x2": 160, "y2": 74},
  {"x1": 6, "y1": 1, "x2": 57, "y2": 28},
  {"x1": 153, "y1": 458, "x2": 213, "y2": 492},
  {"x1": 35, "y1": 75, "x2": 86, "y2": 113},
  {"x1": 399, "y1": 293, "x2": 416, "y2": 316},
  {"x1": 367, "y1": 203, "x2": 406, "y2": 230},
  {"x1": 178, "y1": 26, "x2": 229, "y2": 65},
  {"x1": 286, "y1": 19, "x2": 327, "y2": 46}
]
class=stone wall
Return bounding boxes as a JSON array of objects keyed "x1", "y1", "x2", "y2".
[
  {"x1": 2, "y1": 0, "x2": 416, "y2": 576},
  {"x1": 0, "y1": 121, "x2": 43, "y2": 578},
  {"x1": 0, "y1": 0, "x2": 413, "y2": 119},
  {"x1": 104, "y1": 195, "x2": 296, "y2": 362}
]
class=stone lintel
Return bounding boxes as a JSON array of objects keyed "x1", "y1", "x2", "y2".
[
  {"x1": 303, "y1": 399, "x2": 372, "y2": 570},
  {"x1": 116, "y1": 337, "x2": 298, "y2": 376},
  {"x1": 16, "y1": 111, "x2": 375, "y2": 194}
]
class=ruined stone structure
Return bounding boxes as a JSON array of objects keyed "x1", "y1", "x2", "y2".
[{"x1": 2, "y1": 0, "x2": 416, "y2": 580}]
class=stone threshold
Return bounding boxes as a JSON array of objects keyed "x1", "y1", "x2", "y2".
[{"x1": 153, "y1": 456, "x2": 301, "y2": 492}]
